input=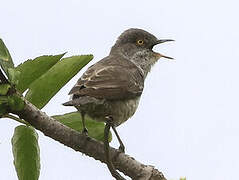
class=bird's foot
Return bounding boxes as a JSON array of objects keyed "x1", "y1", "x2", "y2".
[
  {"x1": 82, "y1": 128, "x2": 88, "y2": 136},
  {"x1": 118, "y1": 145, "x2": 125, "y2": 153},
  {"x1": 105, "y1": 115, "x2": 114, "y2": 124}
]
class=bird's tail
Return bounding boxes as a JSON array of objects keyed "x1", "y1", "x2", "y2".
[
  {"x1": 62, "y1": 100, "x2": 76, "y2": 106},
  {"x1": 63, "y1": 96, "x2": 105, "y2": 107}
]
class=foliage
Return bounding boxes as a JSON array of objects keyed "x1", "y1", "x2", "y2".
[
  {"x1": 0, "y1": 38, "x2": 111, "y2": 180},
  {"x1": 25, "y1": 55, "x2": 93, "y2": 109},
  {"x1": 12, "y1": 125, "x2": 40, "y2": 180},
  {"x1": 15, "y1": 53, "x2": 65, "y2": 93},
  {"x1": 0, "y1": 83, "x2": 10, "y2": 95},
  {"x1": 53, "y1": 112, "x2": 112, "y2": 142},
  {"x1": 0, "y1": 39, "x2": 14, "y2": 77}
]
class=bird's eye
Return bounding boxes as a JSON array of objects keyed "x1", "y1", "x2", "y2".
[{"x1": 137, "y1": 40, "x2": 144, "y2": 45}]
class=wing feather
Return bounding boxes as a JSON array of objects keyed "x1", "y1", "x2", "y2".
[{"x1": 68, "y1": 59, "x2": 144, "y2": 100}]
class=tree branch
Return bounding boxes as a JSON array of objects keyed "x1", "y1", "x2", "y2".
[{"x1": 13, "y1": 99, "x2": 166, "y2": 180}]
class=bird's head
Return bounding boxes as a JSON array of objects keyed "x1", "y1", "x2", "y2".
[{"x1": 110, "y1": 28, "x2": 174, "y2": 75}]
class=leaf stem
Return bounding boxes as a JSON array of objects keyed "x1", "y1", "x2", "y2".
[{"x1": 3, "y1": 114, "x2": 30, "y2": 126}]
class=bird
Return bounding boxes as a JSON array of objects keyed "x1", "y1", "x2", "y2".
[{"x1": 63, "y1": 28, "x2": 173, "y2": 180}]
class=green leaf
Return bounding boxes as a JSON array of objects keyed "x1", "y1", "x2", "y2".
[
  {"x1": 0, "y1": 39, "x2": 14, "y2": 77},
  {"x1": 25, "y1": 55, "x2": 93, "y2": 109},
  {"x1": 0, "y1": 96, "x2": 8, "y2": 103},
  {"x1": 180, "y1": 178, "x2": 186, "y2": 180},
  {"x1": 0, "y1": 83, "x2": 11, "y2": 95},
  {"x1": 8, "y1": 95, "x2": 25, "y2": 111},
  {"x1": 12, "y1": 125, "x2": 40, "y2": 180},
  {"x1": 15, "y1": 53, "x2": 66, "y2": 93},
  {"x1": 0, "y1": 103, "x2": 7, "y2": 116},
  {"x1": 8, "y1": 68, "x2": 21, "y2": 85},
  {"x1": 53, "y1": 111, "x2": 112, "y2": 142},
  {"x1": 0, "y1": 96, "x2": 9, "y2": 116}
]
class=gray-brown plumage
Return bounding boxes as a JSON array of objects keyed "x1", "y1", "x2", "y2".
[
  {"x1": 63, "y1": 28, "x2": 173, "y2": 180},
  {"x1": 63, "y1": 28, "x2": 173, "y2": 127}
]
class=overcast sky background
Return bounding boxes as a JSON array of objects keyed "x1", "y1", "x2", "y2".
[{"x1": 1, "y1": 0, "x2": 239, "y2": 179}]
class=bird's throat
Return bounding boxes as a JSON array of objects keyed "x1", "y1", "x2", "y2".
[{"x1": 130, "y1": 50, "x2": 159, "y2": 79}]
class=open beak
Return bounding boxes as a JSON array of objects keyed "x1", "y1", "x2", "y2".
[
  {"x1": 156, "y1": 39, "x2": 174, "y2": 44},
  {"x1": 154, "y1": 39, "x2": 174, "y2": 59}
]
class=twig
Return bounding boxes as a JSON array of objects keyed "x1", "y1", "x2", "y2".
[{"x1": 3, "y1": 114, "x2": 30, "y2": 126}]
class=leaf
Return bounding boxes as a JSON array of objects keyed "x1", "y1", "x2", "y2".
[
  {"x1": 12, "y1": 125, "x2": 40, "y2": 180},
  {"x1": 53, "y1": 111, "x2": 112, "y2": 142},
  {"x1": 15, "y1": 53, "x2": 66, "y2": 93},
  {"x1": 0, "y1": 83, "x2": 11, "y2": 95},
  {"x1": 8, "y1": 95, "x2": 25, "y2": 111},
  {"x1": 25, "y1": 55, "x2": 93, "y2": 109},
  {"x1": 0, "y1": 96, "x2": 9, "y2": 116},
  {"x1": 0, "y1": 103, "x2": 7, "y2": 116},
  {"x1": 180, "y1": 178, "x2": 186, "y2": 180},
  {"x1": 0, "y1": 96, "x2": 8, "y2": 103},
  {"x1": 0, "y1": 39, "x2": 14, "y2": 77},
  {"x1": 8, "y1": 68, "x2": 21, "y2": 85}
]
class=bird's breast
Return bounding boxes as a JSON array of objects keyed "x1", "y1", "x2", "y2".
[
  {"x1": 108, "y1": 97, "x2": 141, "y2": 126},
  {"x1": 84, "y1": 97, "x2": 141, "y2": 127}
]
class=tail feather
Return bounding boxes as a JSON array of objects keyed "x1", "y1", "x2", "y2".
[
  {"x1": 63, "y1": 96, "x2": 105, "y2": 107},
  {"x1": 62, "y1": 100, "x2": 78, "y2": 106}
]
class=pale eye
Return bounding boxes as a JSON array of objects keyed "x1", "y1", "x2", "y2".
[{"x1": 137, "y1": 40, "x2": 144, "y2": 45}]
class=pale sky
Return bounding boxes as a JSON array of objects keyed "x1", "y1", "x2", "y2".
[{"x1": 1, "y1": 0, "x2": 239, "y2": 179}]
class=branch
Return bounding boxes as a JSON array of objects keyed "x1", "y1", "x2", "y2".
[{"x1": 13, "y1": 99, "x2": 166, "y2": 180}]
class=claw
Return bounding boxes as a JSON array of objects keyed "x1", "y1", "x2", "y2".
[
  {"x1": 119, "y1": 145, "x2": 125, "y2": 153},
  {"x1": 82, "y1": 127, "x2": 88, "y2": 135}
]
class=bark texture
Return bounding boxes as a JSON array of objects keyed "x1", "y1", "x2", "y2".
[{"x1": 13, "y1": 99, "x2": 166, "y2": 180}]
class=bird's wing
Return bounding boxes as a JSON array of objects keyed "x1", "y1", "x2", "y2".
[{"x1": 68, "y1": 62, "x2": 144, "y2": 100}]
